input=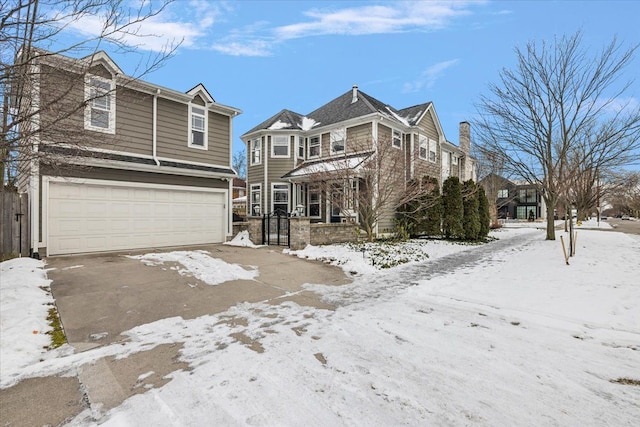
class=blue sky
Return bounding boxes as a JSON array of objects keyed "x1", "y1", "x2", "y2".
[{"x1": 57, "y1": 0, "x2": 640, "y2": 160}]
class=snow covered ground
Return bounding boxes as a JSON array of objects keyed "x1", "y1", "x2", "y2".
[{"x1": 1, "y1": 220, "x2": 638, "y2": 425}]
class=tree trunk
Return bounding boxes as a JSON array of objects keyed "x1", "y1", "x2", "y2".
[{"x1": 545, "y1": 197, "x2": 557, "y2": 240}]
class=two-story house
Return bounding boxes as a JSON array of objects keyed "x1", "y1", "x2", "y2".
[
  {"x1": 241, "y1": 85, "x2": 474, "y2": 237},
  {"x1": 15, "y1": 49, "x2": 241, "y2": 257},
  {"x1": 479, "y1": 173, "x2": 546, "y2": 220}
]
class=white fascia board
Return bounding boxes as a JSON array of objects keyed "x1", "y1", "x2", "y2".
[{"x1": 65, "y1": 157, "x2": 236, "y2": 180}]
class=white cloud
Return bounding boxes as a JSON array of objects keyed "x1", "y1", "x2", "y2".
[
  {"x1": 212, "y1": 1, "x2": 485, "y2": 57},
  {"x1": 274, "y1": 1, "x2": 478, "y2": 40},
  {"x1": 403, "y1": 59, "x2": 460, "y2": 93},
  {"x1": 58, "y1": 0, "x2": 223, "y2": 52}
]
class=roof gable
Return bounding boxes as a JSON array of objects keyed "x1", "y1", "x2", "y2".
[{"x1": 187, "y1": 84, "x2": 215, "y2": 103}]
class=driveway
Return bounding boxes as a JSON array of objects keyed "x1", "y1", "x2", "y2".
[
  {"x1": 0, "y1": 245, "x2": 351, "y2": 426},
  {"x1": 47, "y1": 244, "x2": 351, "y2": 350}
]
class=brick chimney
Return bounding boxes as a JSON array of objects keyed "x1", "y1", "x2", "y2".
[
  {"x1": 459, "y1": 121, "x2": 473, "y2": 181},
  {"x1": 459, "y1": 121, "x2": 470, "y2": 155},
  {"x1": 351, "y1": 84, "x2": 358, "y2": 104}
]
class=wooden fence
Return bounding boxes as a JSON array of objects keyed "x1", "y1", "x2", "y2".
[{"x1": 1, "y1": 192, "x2": 29, "y2": 259}]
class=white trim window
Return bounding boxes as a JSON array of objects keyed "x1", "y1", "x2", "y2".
[
  {"x1": 272, "y1": 183, "x2": 289, "y2": 215},
  {"x1": 298, "y1": 136, "x2": 305, "y2": 159},
  {"x1": 308, "y1": 186, "x2": 320, "y2": 218},
  {"x1": 330, "y1": 128, "x2": 346, "y2": 154},
  {"x1": 250, "y1": 184, "x2": 262, "y2": 216},
  {"x1": 419, "y1": 135, "x2": 428, "y2": 160},
  {"x1": 498, "y1": 189, "x2": 509, "y2": 198},
  {"x1": 250, "y1": 138, "x2": 261, "y2": 165},
  {"x1": 84, "y1": 75, "x2": 115, "y2": 133},
  {"x1": 272, "y1": 135, "x2": 290, "y2": 158},
  {"x1": 429, "y1": 139, "x2": 437, "y2": 162},
  {"x1": 452, "y1": 154, "x2": 458, "y2": 165},
  {"x1": 189, "y1": 104, "x2": 208, "y2": 149},
  {"x1": 308, "y1": 135, "x2": 320, "y2": 158},
  {"x1": 392, "y1": 129, "x2": 402, "y2": 149}
]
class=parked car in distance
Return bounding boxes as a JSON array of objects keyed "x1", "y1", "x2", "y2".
[{"x1": 621, "y1": 215, "x2": 630, "y2": 220}]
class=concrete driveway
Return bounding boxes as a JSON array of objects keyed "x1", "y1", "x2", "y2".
[{"x1": 1, "y1": 245, "x2": 351, "y2": 426}]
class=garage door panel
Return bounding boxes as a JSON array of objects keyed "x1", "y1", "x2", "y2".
[{"x1": 48, "y1": 181, "x2": 226, "y2": 255}]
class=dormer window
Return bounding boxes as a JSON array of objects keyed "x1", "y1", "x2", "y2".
[
  {"x1": 330, "y1": 128, "x2": 345, "y2": 154},
  {"x1": 84, "y1": 75, "x2": 115, "y2": 134},
  {"x1": 189, "y1": 104, "x2": 207, "y2": 149}
]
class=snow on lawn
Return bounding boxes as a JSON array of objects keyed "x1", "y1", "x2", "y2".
[
  {"x1": 224, "y1": 230, "x2": 263, "y2": 248},
  {"x1": 0, "y1": 258, "x2": 70, "y2": 384},
  {"x1": 128, "y1": 249, "x2": 258, "y2": 285},
  {"x1": 4, "y1": 227, "x2": 640, "y2": 426}
]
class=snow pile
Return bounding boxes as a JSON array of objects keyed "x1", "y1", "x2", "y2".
[
  {"x1": 128, "y1": 250, "x2": 258, "y2": 285},
  {"x1": 299, "y1": 116, "x2": 319, "y2": 130},
  {"x1": 268, "y1": 120, "x2": 290, "y2": 130},
  {"x1": 0, "y1": 258, "x2": 61, "y2": 382},
  {"x1": 4, "y1": 227, "x2": 640, "y2": 425},
  {"x1": 224, "y1": 230, "x2": 262, "y2": 248}
]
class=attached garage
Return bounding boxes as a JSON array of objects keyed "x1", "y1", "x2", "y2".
[{"x1": 46, "y1": 179, "x2": 227, "y2": 255}]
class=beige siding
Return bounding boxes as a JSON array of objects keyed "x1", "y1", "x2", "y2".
[
  {"x1": 377, "y1": 123, "x2": 392, "y2": 145},
  {"x1": 115, "y1": 87, "x2": 153, "y2": 155},
  {"x1": 148, "y1": 98, "x2": 232, "y2": 167},
  {"x1": 346, "y1": 123, "x2": 373, "y2": 153}
]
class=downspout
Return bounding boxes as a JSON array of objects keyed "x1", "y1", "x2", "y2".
[{"x1": 152, "y1": 89, "x2": 160, "y2": 166}]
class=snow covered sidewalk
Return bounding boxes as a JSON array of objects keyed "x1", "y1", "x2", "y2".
[{"x1": 1, "y1": 226, "x2": 639, "y2": 426}]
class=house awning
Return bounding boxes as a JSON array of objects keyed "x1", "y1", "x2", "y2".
[{"x1": 282, "y1": 151, "x2": 374, "y2": 182}]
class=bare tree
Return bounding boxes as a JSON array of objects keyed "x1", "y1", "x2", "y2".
[
  {"x1": 233, "y1": 148, "x2": 246, "y2": 179},
  {"x1": 305, "y1": 134, "x2": 406, "y2": 242},
  {"x1": 475, "y1": 31, "x2": 640, "y2": 240},
  {"x1": 1, "y1": 0, "x2": 178, "y2": 191},
  {"x1": 474, "y1": 146, "x2": 516, "y2": 226},
  {"x1": 606, "y1": 170, "x2": 640, "y2": 217}
]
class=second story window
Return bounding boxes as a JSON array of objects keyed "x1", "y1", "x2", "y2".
[
  {"x1": 419, "y1": 135, "x2": 428, "y2": 160},
  {"x1": 189, "y1": 105, "x2": 207, "y2": 149},
  {"x1": 452, "y1": 154, "x2": 458, "y2": 165},
  {"x1": 498, "y1": 189, "x2": 509, "y2": 198},
  {"x1": 429, "y1": 139, "x2": 437, "y2": 162},
  {"x1": 392, "y1": 129, "x2": 402, "y2": 148},
  {"x1": 84, "y1": 75, "x2": 115, "y2": 134},
  {"x1": 309, "y1": 135, "x2": 320, "y2": 158},
  {"x1": 298, "y1": 136, "x2": 305, "y2": 159},
  {"x1": 330, "y1": 128, "x2": 345, "y2": 154},
  {"x1": 272, "y1": 135, "x2": 289, "y2": 158},
  {"x1": 251, "y1": 138, "x2": 261, "y2": 165}
]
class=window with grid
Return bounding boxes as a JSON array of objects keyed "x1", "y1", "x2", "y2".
[
  {"x1": 429, "y1": 139, "x2": 437, "y2": 162},
  {"x1": 392, "y1": 129, "x2": 402, "y2": 148},
  {"x1": 498, "y1": 189, "x2": 509, "y2": 198},
  {"x1": 272, "y1": 184, "x2": 289, "y2": 215},
  {"x1": 330, "y1": 129, "x2": 345, "y2": 154},
  {"x1": 309, "y1": 186, "x2": 320, "y2": 217},
  {"x1": 308, "y1": 135, "x2": 320, "y2": 158},
  {"x1": 84, "y1": 75, "x2": 115, "y2": 133},
  {"x1": 272, "y1": 135, "x2": 289, "y2": 157},
  {"x1": 250, "y1": 184, "x2": 261, "y2": 216},
  {"x1": 419, "y1": 135, "x2": 428, "y2": 160},
  {"x1": 251, "y1": 138, "x2": 261, "y2": 165},
  {"x1": 298, "y1": 136, "x2": 305, "y2": 159},
  {"x1": 190, "y1": 105, "x2": 207, "y2": 148}
]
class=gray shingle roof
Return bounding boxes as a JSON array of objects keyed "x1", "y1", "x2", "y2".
[
  {"x1": 243, "y1": 109, "x2": 305, "y2": 135},
  {"x1": 243, "y1": 88, "x2": 432, "y2": 137}
]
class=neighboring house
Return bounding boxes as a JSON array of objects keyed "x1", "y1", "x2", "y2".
[
  {"x1": 15, "y1": 49, "x2": 241, "y2": 257},
  {"x1": 241, "y1": 85, "x2": 475, "y2": 236},
  {"x1": 232, "y1": 177, "x2": 247, "y2": 218},
  {"x1": 479, "y1": 174, "x2": 546, "y2": 220}
]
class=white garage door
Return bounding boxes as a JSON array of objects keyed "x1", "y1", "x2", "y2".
[{"x1": 48, "y1": 180, "x2": 226, "y2": 255}]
